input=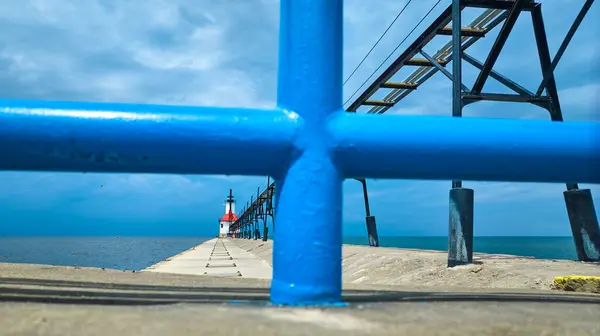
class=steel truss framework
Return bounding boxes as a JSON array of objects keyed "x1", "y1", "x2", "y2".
[
  {"x1": 0, "y1": 0, "x2": 598, "y2": 305},
  {"x1": 234, "y1": 0, "x2": 599, "y2": 263},
  {"x1": 348, "y1": 0, "x2": 599, "y2": 264},
  {"x1": 231, "y1": 177, "x2": 382, "y2": 247},
  {"x1": 229, "y1": 178, "x2": 275, "y2": 241}
]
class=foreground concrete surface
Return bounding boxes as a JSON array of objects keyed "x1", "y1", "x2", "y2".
[
  {"x1": 1, "y1": 262, "x2": 599, "y2": 335},
  {"x1": 3, "y1": 301, "x2": 600, "y2": 336},
  {"x1": 232, "y1": 239, "x2": 600, "y2": 291}
]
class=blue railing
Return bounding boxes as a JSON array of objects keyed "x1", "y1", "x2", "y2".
[{"x1": 0, "y1": 0, "x2": 599, "y2": 306}]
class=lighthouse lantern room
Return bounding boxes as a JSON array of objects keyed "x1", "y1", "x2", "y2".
[{"x1": 219, "y1": 189, "x2": 238, "y2": 237}]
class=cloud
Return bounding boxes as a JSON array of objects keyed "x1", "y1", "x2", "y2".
[
  {"x1": 0, "y1": 0, "x2": 279, "y2": 106},
  {"x1": 558, "y1": 83, "x2": 600, "y2": 121}
]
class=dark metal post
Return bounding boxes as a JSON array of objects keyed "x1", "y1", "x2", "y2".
[
  {"x1": 447, "y1": 0, "x2": 474, "y2": 267},
  {"x1": 241, "y1": 206, "x2": 244, "y2": 239},
  {"x1": 263, "y1": 178, "x2": 271, "y2": 241},
  {"x1": 254, "y1": 187, "x2": 260, "y2": 240},
  {"x1": 360, "y1": 179, "x2": 371, "y2": 217},
  {"x1": 448, "y1": 188, "x2": 474, "y2": 267},
  {"x1": 262, "y1": 212, "x2": 269, "y2": 241},
  {"x1": 247, "y1": 200, "x2": 252, "y2": 239},
  {"x1": 451, "y1": 0, "x2": 463, "y2": 189},
  {"x1": 531, "y1": 4, "x2": 600, "y2": 261},
  {"x1": 359, "y1": 178, "x2": 379, "y2": 247},
  {"x1": 273, "y1": 178, "x2": 281, "y2": 234},
  {"x1": 240, "y1": 207, "x2": 244, "y2": 238},
  {"x1": 245, "y1": 212, "x2": 248, "y2": 239},
  {"x1": 564, "y1": 189, "x2": 600, "y2": 261},
  {"x1": 531, "y1": 4, "x2": 563, "y2": 122}
]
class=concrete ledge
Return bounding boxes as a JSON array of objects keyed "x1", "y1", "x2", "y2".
[
  {"x1": 552, "y1": 276, "x2": 600, "y2": 294},
  {"x1": 229, "y1": 238, "x2": 600, "y2": 291},
  {"x1": 1, "y1": 262, "x2": 600, "y2": 335}
]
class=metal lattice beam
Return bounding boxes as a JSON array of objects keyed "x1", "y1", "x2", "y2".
[{"x1": 346, "y1": 3, "x2": 516, "y2": 112}]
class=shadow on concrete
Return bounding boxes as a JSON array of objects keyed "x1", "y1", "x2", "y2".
[{"x1": 1, "y1": 277, "x2": 599, "y2": 307}]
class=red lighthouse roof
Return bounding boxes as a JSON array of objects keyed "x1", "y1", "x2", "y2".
[{"x1": 219, "y1": 211, "x2": 238, "y2": 222}]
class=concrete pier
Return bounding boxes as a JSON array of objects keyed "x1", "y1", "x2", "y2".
[
  {"x1": 144, "y1": 238, "x2": 272, "y2": 279},
  {"x1": 145, "y1": 237, "x2": 600, "y2": 293}
]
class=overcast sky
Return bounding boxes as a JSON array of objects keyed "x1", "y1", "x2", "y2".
[{"x1": 0, "y1": 0, "x2": 598, "y2": 237}]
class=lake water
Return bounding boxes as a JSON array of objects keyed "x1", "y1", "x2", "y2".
[
  {"x1": 0, "y1": 236, "x2": 578, "y2": 271},
  {"x1": 344, "y1": 236, "x2": 578, "y2": 260}
]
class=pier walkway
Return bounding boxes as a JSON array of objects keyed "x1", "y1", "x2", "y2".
[{"x1": 143, "y1": 238, "x2": 272, "y2": 279}]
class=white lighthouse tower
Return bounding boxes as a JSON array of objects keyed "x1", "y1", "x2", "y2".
[{"x1": 218, "y1": 189, "x2": 237, "y2": 238}]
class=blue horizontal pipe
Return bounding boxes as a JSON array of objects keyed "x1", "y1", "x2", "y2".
[
  {"x1": 329, "y1": 112, "x2": 600, "y2": 184},
  {"x1": 0, "y1": 99, "x2": 300, "y2": 176}
]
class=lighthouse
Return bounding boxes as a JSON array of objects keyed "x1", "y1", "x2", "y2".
[{"x1": 219, "y1": 189, "x2": 238, "y2": 238}]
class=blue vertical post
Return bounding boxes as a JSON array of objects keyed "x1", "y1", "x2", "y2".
[{"x1": 271, "y1": 0, "x2": 344, "y2": 305}]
